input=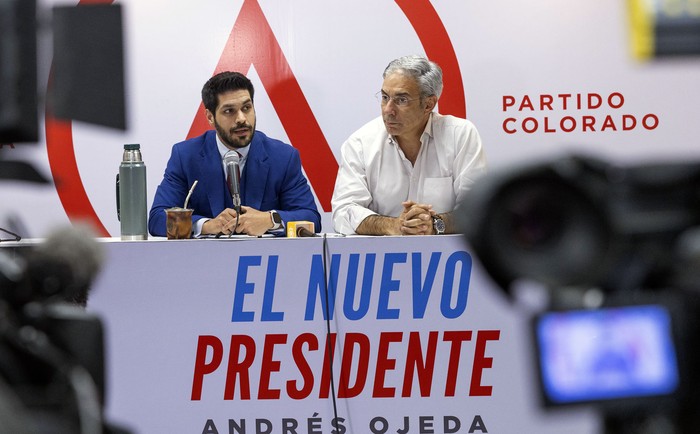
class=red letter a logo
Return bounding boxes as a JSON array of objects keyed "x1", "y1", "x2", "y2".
[{"x1": 187, "y1": 0, "x2": 338, "y2": 211}]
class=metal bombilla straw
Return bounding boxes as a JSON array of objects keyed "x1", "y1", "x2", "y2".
[{"x1": 184, "y1": 180, "x2": 198, "y2": 209}]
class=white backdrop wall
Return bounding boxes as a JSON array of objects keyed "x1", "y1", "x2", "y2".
[{"x1": 2, "y1": 0, "x2": 699, "y2": 238}]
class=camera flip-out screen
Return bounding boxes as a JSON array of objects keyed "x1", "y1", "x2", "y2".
[{"x1": 534, "y1": 305, "x2": 680, "y2": 405}]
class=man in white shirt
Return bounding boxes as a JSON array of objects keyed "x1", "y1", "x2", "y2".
[{"x1": 331, "y1": 55, "x2": 487, "y2": 235}]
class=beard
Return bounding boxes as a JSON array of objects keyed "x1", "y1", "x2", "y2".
[{"x1": 214, "y1": 118, "x2": 256, "y2": 149}]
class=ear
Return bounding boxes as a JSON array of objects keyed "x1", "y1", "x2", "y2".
[
  {"x1": 423, "y1": 95, "x2": 438, "y2": 113},
  {"x1": 205, "y1": 109, "x2": 215, "y2": 126}
]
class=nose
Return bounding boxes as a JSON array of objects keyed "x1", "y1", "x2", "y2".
[
  {"x1": 382, "y1": 99, "x2": 396, "y2": 116},
  {"x1": 235, "y1": 110, "x2": 247, "y2": 124}
]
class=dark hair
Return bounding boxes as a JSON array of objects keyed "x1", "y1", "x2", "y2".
[{"x1": 201, "y1": 71, "x2": 255, "y2": 112}]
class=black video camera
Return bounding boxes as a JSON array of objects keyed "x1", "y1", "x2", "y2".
[
  {"x1": 0, "y1": 227, "x2": 131, "y2": 434},
  {"x1": 459, "y1": 154, "x2": 700, "y2": 434}
]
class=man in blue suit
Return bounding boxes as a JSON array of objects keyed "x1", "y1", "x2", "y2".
[{"x1": 148, "y1": 71, "x2": 321, "y2": 237}]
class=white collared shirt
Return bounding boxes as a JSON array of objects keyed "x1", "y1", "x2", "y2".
[
  {"x1": 216, "y1": 135, "x2": 250, "y2": 173},
  {"x1": 331, "y1": 112, "x2": 487, "y2": 234}
]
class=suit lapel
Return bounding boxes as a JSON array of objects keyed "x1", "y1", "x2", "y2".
[
  {"x1": 242, "y1": 133, "x2": 270, "y2": 209},
  {"x1": 197, "y1": 131, "x2": 231, "y2": 215}
]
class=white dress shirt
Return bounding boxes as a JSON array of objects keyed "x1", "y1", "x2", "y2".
[
  {"x1": 216, "y1": 135, "x2": 250, "y2": 173},
  {"x1": 331, "y1": 112, "x2": 487, "y2": 235}
]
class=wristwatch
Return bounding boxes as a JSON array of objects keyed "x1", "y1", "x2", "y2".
[
  {"x1": 432, "y1": 215, "x2": 446, "y2": 235},
  {"x1": 270, "y1": 210, "x2": 283, "y2": 230}
]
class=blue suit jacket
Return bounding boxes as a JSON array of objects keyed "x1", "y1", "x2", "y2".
[{"x1": 148, "y1": 130, "x2": 321, "y2": 236}]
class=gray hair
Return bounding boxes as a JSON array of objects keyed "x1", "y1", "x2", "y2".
[{"x1": 383, "y1": 55, "x2": 443, "y2": 99}]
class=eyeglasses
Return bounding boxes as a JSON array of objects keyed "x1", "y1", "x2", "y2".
[{"x1": 375, "y1": 91, "x2": 419, "y2": 107}]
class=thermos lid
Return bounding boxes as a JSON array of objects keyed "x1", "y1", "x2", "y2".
[{"x1": 124, "y1": 143, "x2": 140, "y2": 150}]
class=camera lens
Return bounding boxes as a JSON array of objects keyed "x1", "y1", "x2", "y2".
[
  {"x1": 476, "y1": 175, "x2": 611, "y2": 287},
  {"x1": 504, "y1": 183, "x2": 566, "y2": 250}
]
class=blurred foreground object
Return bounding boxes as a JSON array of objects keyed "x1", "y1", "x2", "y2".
[
  {"x1": 0, "y1": 225, "x2": 131, "y2": 433},
  {"x1": 23, "y1": 224, "x2": 105, "y2": 306},
  {"x1": 51, "y1": 3, "x2": 126, "y2": 130},
  {"x1": 459, "y1": 154, "x2": 700, "y2": 434},
  {"x1": 0, "y1": 1, "x2": 126, "y2": 143},
  {"x1": 460, "y1": 154, "x2": 700, "y2": 293},
  {"x1": 0, "y1": 0, "x2": 38, "y2": 143},
  {"x1": 1, "y1": 1, "x2": 126, "y2": 186},
  {"x1": 629, "y1": 0, "x2": 700, "y2": 59}
]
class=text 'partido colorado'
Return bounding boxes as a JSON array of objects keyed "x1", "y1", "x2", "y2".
[{"x1": 502, "y1": 92, "x2": 659, "y2": 134}]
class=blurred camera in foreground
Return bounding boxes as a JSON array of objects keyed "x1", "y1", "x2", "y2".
[
  {"x1": 0, "y1": 224, "x2": 130, "y2": 434},
  {"x1": 459, "y1": 154, "x2": 700, "y2": 434}
]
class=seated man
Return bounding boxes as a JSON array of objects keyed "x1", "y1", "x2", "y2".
[
  {"x1": 331, "y1": 55, "x2": 487, "y2": 235},
  {"x1": 149, "y1": 71, "x2": 321, "y2": 237}
]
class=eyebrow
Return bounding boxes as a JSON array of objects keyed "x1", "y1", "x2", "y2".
[
  {"x1": 381, "y1": 90, "x2": 412, "y2": 97},
  {"x1": 219, "y1": 98, "x2": 253, "y2": 110}
]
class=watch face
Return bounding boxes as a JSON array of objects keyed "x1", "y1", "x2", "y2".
[
  {"x1": 433, "y1": 217, "x2": 445, "y2": 234},
  {"x1": 272, "y1": 211, "x2": 282, "y2": 225}
]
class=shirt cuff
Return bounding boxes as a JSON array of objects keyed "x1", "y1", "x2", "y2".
[
  {"x1": 194, "y1": 218, "x2": 208, "y2": 237},
  {"x1": 348, "y1": 206, "x2": 377, "y2": 234}
]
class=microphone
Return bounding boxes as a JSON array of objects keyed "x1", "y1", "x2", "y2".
[
  {"x1": 223, "y1": 150, "x2": 242, "y2": 214},
  {"x1": 24, "y1": 224, "x2": 105, "y2": 307},
  {"x1": 287, "y1": 221, "x2": 316, "y2": 238},
  {"x1": 296, "y1": 227, "x2": 317, "y2": 237}
]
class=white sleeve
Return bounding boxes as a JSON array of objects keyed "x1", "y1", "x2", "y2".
[
  {"x1": 194, "y1": 218, "x2": 208, "y2": 237},
  {"x1": 331, "y1": 137, "x2": 377, "y2": 234},
  {"x1": 452, "y1": 121, "x2": 488, "y2": 207}
]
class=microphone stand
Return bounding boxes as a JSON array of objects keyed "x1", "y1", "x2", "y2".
[
  {"x1": 214, "y1": 209, "x2": 245, "y2": 238},
  {"x1": 227, "y1": 213, "x2": 239, "y2": 238},
  {"x1": 0, "y1": 227, "x2": 21, "y2": 242}
]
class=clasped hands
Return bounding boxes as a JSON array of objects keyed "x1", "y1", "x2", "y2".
[
  {"x1": 397, "y1": 201, "x2": 436, "y2": 235},
  {"x1": 202, "y1": 206, "x2": 273, "y2": 237}
]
